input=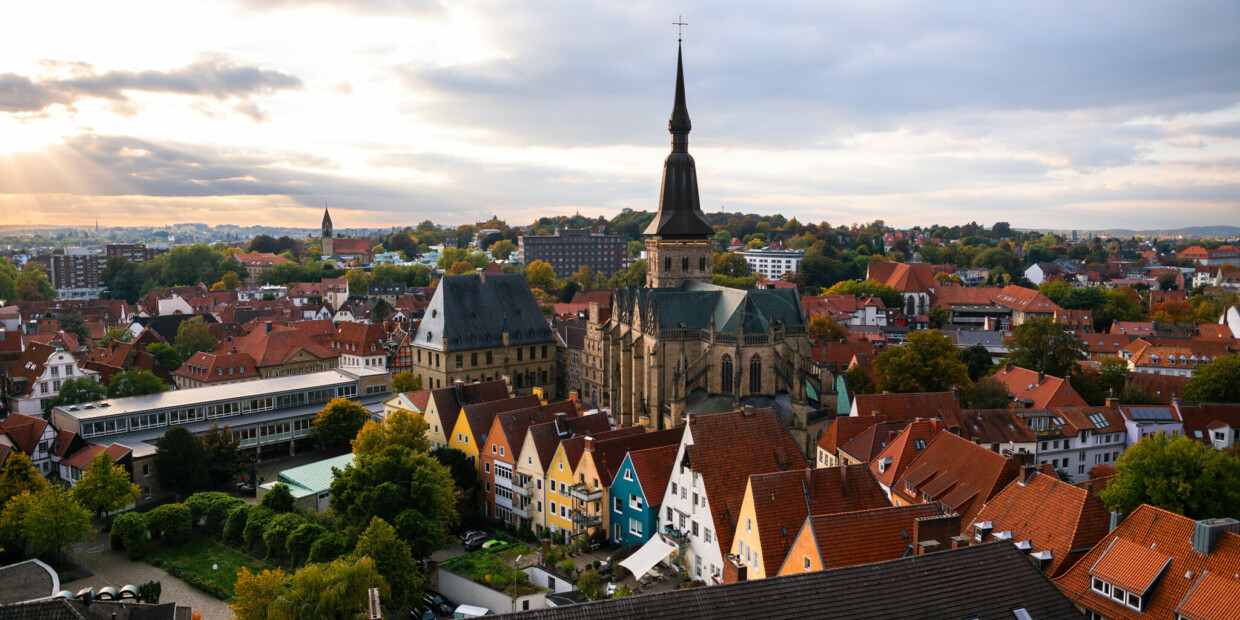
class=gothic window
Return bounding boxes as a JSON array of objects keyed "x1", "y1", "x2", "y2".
[
  {"x1": 700, "y1": 256, "x2": 706, "y2": 271},
  {"x1": 721, "y1": 355, "x2": 733, "y2": 394},
  {"x1": 906, "y1": 296, "x2": 915, "y2": 316},
  {"x1": 682, "y1": 257, "x2": 689, "y2": 271},
  {"x1": 750, "y1": 355, "x2": 762, "y2": 393},
  {"x1": 665, "y1": 257, "x2": 672, "y2": 271}
]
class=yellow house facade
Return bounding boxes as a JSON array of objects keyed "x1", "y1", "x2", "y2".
[
  {"x1": 447, "y1": 410, "x2": 481, "y2": 472},
  {"x1": 545, "y1": 443, "x2": 579, "y2": 540},
  {"x1": 730, "y1": 482, "x2": 770, "y2": 579}
]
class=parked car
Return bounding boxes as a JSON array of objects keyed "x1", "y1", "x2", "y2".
[
  {"x1": 463, "y1": 532, "x2": 490, "y2": 551},
  {"x1": 459, "y1": 530, "x2": 485, "y2": 544},
  {"x1": 480, "y1": 540, "x2": 507, "y2": 552},
  {"x1": 410, "y1": 604, "x2": 436, "y2": 620},
  {"x1": 423, "y1": 591, "x2": 454, "y2": 616}
]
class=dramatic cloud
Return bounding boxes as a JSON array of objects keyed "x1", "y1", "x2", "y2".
[{"x1": 0, "y1": 56, "x2": 303, "y2": 114}]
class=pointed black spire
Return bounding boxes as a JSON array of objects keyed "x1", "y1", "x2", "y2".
[
  {"x1": 321, "y1": 207, "x2": 332, "y2": 229},
  {"x1": 643, "y1": 43, "x2": 714, "y2": 240},
  {"x1": 669, "y1": 43, "x2": 691, "y2": 137}
]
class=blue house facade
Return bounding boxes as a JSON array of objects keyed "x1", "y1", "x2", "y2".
[{"x1": 609, "y1": 446, "x2": 675, "y2": 547}]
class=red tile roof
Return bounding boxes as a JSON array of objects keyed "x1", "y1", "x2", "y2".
[
  {"x1": 527, "y1": 414, "x2": 613, "y2": 473},
  {"x1": 972, "y1": 472, "x2": 1110, "y2": 577},
  {"x1": 686, "y1": 408, "x2": 809, "y2": 558},
  {"x1": 460, "y1": 394, "x2": 542, "y2": 444},
  {"x1": 838, "y1": 420, "x2": 911, "y2": 464},
  {"x1": 172, "y1": 350, "x2": 259, "y2": 383},
  {"x1": 626, "y1": 444, "x2": 679, "y2": 501},
  {"x1": 994, "y1": 366, "x2": 1087, "y2": 409},
  {"x1": 0, "y1": 413, "x2": 49, "y2": 454},
  {"x1": 584, "y1": 427, "x2": 681, "y2": 488},
  {"x1": 1177, "y1": 403, "x2": 1240, "y2": 444},
  {"x1": 235, "y1": 325, "x2": 337, "y2": 367},
  {"x1": 852, "y1": 391, "x2": 961, "y2": 421},
  {"x1": 893, "y1": 431, "x2": 1019, "y2": 527},
  {"x1": 330, "y1": 321, "x2": 385, "y2": 354},
  {"x1": 992, "y1": 285, "x2": 1062, "y2": 314},
  {"x1": 816, "y1": 417, "x2": 884, "y2": 461},
  {"x1": 869, "y1": 420, "x2": 943, "y2": 488},
  {"x1": 932, "y1": 286, "x2": 1003, "y2": 308},
  {"x1": 1174, "y1": 571, "x2": 1240, "y2": 620},
  {"x1": 1090, "y1": 536, "x2": 1175, "y2": 595},
  {"x1": 867, "y1": 263, "x2": 936, "y2": 294},
  {"x1": 61, "y1": 443, "x2": 131, "y2": 471},
  {"x1": 748, "y1": 465, "x2": 891, "y2": 575},
  {"x1": 798, "y1": 503, "x2": 946, "y2": 572}
]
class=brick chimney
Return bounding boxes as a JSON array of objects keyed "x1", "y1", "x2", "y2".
[
  {"x1": 1105, "y1": 397, "x2": 1119, "y2": 410},
  {"x1": 723, "y1": 554, "x2": 747, "y2": 583},
  {"x1": 584, "y1": 436, "x2": 595, "y2": 453},
  {"x1": 912, "y1": 513, "x2": 961, "y2": 555},
  {"x1": 742, "y1": 405, "x2": 756, "y2": 417},
  {"x1": 1037, "y1": 371, "x2": 1045, "y2": 385},
  {"x1": 950, "y1": 535, "x2": 972, "y2": 550}
]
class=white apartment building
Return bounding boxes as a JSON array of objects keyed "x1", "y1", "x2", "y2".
[{"x1": 738, "y1": 247, "x2": 804, "y2": 281}]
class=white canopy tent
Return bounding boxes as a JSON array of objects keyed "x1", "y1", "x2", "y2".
[{"x1": 620, "y1": 533, "x2": 678, "y2": 580}]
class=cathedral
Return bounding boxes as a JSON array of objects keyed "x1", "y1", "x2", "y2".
[{"x1": 605, "y1": 44, "x2": 829, "y2": 456}]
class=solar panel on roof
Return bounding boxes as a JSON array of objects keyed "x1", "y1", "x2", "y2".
[{"x1": 1128, "y1": 407, "x2": 1174, "y2": 421}]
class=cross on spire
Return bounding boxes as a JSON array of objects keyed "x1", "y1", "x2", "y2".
[{"x1": 673, "y1": 15, "x2": 687, "y2": 41}]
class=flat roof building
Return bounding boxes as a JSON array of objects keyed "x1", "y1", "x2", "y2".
[
  {"x1": 739, "y1": 246, "x2": 804, "y2": 281},
  {"x1": 519, "y1": 228, "x2": 627, "y2": 277}
]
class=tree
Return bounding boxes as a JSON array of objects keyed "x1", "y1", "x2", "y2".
[
  {"x1": 1005, "y1": 317, "x2": 1085, "y2": 379},
  {"x1": 313, "y1": 398, "x2": 369, "y2": 448},
  {"x1": 224, "y1": 504, "x2": 252, "y2": 545},
  {"x1": 18, "y1": 263, "x2": 56, "y2": 301},
  {"x1": 956, "y1": 345, "x2": 993, "y2": 382},
  {"x1": 489, "y1": 239, "x2": 516, "y2": 261},
  {"x1": 807, "y1": 314, "x2": 847, "y2": 344},
  {"x1": 174, "y1": 316, "x2": 215, "y2": 359},
  {"x1": 873, "y1": 330, "x2": 971, "y2": 393},
  {"x1": 72, "y1": 452, "x2": 140, "y2": 520},
  {"x1": 352, "y1": 517, "x2": 423, "y2": 608},
  {"x1": 345, "y1": 268, "x2": 369, "y2": 295},
  {"x1": 577, "y1": 569, "x2": 604, "y2": 601},
  {"x1": 1088, "y1": 463, "x2": 1117, "y2": 479},
  {"x1": 57, "y1": 313, "x2": 90, "y2": 343},
  {"x1": 146, "y1": 342, "x2": 184, "y2": 372},
  {"x1": 329, "y1": 446, "x2": 458, "y2": 559},
  {"x1": 147, "y1": 503, "x2": 193, "y2": 546},
  {"x1": 1183, "y1": 354, "x2": 1240, "y2": 403},
  {"x1": 353, "y1": 409, "x2": 430, "y2": 457},
  {"x1": 1098, "y1": 434, "x2": 1240, "y2": 519},
  {"x1": 843, "y1": 365, "x2": 876, "y2": 396},
  {"x1": 392, "y1": 372, "x2": 423, "y2": 393},
  {"x1": 202, "y1": 423, "x2": 245, "y2": 486},
  {"x1": 926, "y1": 306, "x2": 950, "y2": 329},
  {"x1": 0, "y1": 452, "x2": 51, "y2": 509},
  {"x1": 713, "y1": 253, "x2": 752, "y2": 278},
  {"x1": 260, "y1": 483, "x2": 296, "y2": 513},
  {"x1": 446, "y1": 260, "x2": 475, "y2": 276},
  {"x1": 525, "y1": 260, "x2": 557, "y2": 287},
  {"x1": 430, "y1": 446, "x2": 480, "y2": 521},
  {"x1": 24, "y1": 486, "x2": 92, "y2": 566},
  {"x1": 231, "y1": 567, "x2": 288, "y2": 620},
  {"x1": 1038, "y1": 280, "x2": 1073, "y2": 304},
  {"x1": 269, "y1": 556, "x2": 388, "y2": 620},
  {"x1": 110, "y1": 512, "x2": 150, "y2": 559},
  {"x1": 969, "y1": 376, "x2": 1011, "y2": 409},
  {"x1": 263, "y1": 513, "x2": 306, "y2": 558},
  {"x1": 1098, "y1": 357, "x2": 1129, "y2": 397},
  {"x1": 608, "y1": 260, "x2": 646, "y2": 289},
  {"x1": 286, "y1": 523, "x2": 326, "y2": 567},
  {"x1": 99, "y1": 327, "x2": 134, "y2": 347},
  {"x1": 370, "y1": 298, "x2": 391, "y2": 324},
  {"x1": 308, "y1": 532, "x2": 347, "y2": 563},
  {"x1": 42, "y1": 377, "x2": 106, "y2": 416},
  {"x1": 154, "y1": 427, "x2": 209, "y2": 500},
  {"x1": 107, "y1": 369, "x2": 168, "y2": 398},
  {"x1": 822, "y1": 279, "x2": 904, "y2": 309}
]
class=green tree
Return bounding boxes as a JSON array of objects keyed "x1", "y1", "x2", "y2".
[
  {"x1": 110, "y1": 512, "x2": 150, "y2": 559},
  {"x1": 489, "y1": 239, "x2": 516, "y2": 261},
  {"x1": 154, "y1": 426, "x2": 209, "y2": 500},
  {"x1": 329, "y1": 446, "x2": 459, "y2": 559},
  {"x1": 107, "y1": 369, "x2": 168, "y2": 398},
  {"x1": 927, "y1": 306, "x2": 950, "y2": 329},
  {"x1": 1183, "y1": 354, "x2": 1240, "y2": 403},
  {"x1": 269, "y1": 556, "x2": 388, "y2": 620},
  {"x1": 0, "y1": 452, "x2": 51, "y2": 509},
  {"x1": 286, "y1": 523, "x2": 327, "y2": 567},
  {"x1": 956, "y1": 345, "x2": 994, "y2": 382},
  {"x1": 807, "y1": 314, "x2": 847, "y2": 344},
  {"x1": 263, "y1": 512, "x2": 306, "y2": 558},
  {"x1": 608, "y1": 260, "x2": 646, "y2": 289},
  {"x1": 1005, "y1": 317, "x2": 1085, "y2": 379},
  {"x1": 969, "y1": 376, "x2": 1011, "y2": 409},
  {"x1": 0, "y1": 258, "x2": 19, "y2": 302},
  {"x1": 352, "y1": 517, "x2": 423, "y2": 608},
  {"x1": 145, "y1": 342, "x2": 184, "y2": 372},
  {"x1": 243, "y1": 506, "x2": 277, "y2": 550},
  {"x1": 430, "y1": 447, "x2": 481, "y2": 521},
  {"x1": 260, "y1": 483, "x2": 297, "y2": 513},
  {"x1": 57, "y1": 313, "x2": 90, "y2": 343},
  {"x1": 392, "y1": 372, "x2": 423, "y2": 393},
  {"x1": 577, "y1": 569, "x2": 604, "y2": 601},
  {"x1": 369, "y1": 298, "x2": 391, "y2": 324},
  {"x1": 174, "y1": 315, "x2": 216, "y2": 359},
  {"x1": 525, "y1": 260, "x2": 557, "y2": 287},
  {"x1": 1037, "y1": 280, "x2": 1073, "y2": 304},
  {"x1": 1098, "y1": 434, "x2": 1240, "y2": 519},
  {"x1": 24, "y1": 486, "x2": 92, "y2": 566},
  {"x1": 713, "y1": 253, "x2": 752, "y2": 278},
  {"x1": 353, "y1": 409, "x2": 430, "y2": 456},
  {"x1": 231, "y1": 567, "x2": 288, "y2": 620},
  {"x1": 843, "y1": 365, "x2": 876, "y2": 396},
  {"x1": 873, "y1": 330, "x2": 971, "y2": 393},
  {"x1": 822, "y1": 279, "x2": 904, "y2": 309},
  {"x1": 202, "y1": 423, "x2": 246, "y2": 486},
  {"x1": 308, "y1": 532, "x2": 347, "y2": 563},
  {"x1": 42, "y1": 377, "x2": 106, "y2": 416},
  {"x1": 18, "y1": 263, "x2": 56, "y2": 301},
  {"x1": 71, "y1": 452, "x2": 140, "y2": 520},
  {"x1": 345, "y1": 268, "x2": 369, "y2": 296},
  {"x1": 313, "y1": 398, "x2": 369, "y2": 448},
  {"x1": 1098, "y1": 357, "x2": 1130, "y2": 397},
  {"x1": 224, "y1": 504, "x2": 252, "y2": 545},
  {"x1": 1095, "y1": 288, "x2": 1143, "y2": 332},
  {"x1": 99, "y1": 327, "x2": 134, "y2": 347},
  {"x1": 0, "y1": 491, "x2": 37, "y2": 554},
  {"x1": 147, "y1": 503, "x2": 193, "y2": 546}
]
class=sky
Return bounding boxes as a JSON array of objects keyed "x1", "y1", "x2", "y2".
[{"x1": 1, "y1": 1, "x2": 1238, "y2": 231}]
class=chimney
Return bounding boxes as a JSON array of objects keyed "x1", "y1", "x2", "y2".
[
  {"x1": 912, "y1": 513, "x2": 960, "y2": 554},
  {"x1": 950, "y1": 386, "x2": 959, "y2": 401},
  {"x1": 972, "y1": 520, "x2": 993, "y2": 542},
  {"x1": 723, "y1": 554, "x2": 747, "y2": 583},
  {"x1": 1109, "y1": 511, "x2": 1126, "y2": 532},
  {"x1": 742, "y1": 405, "x2": 756, "y2": 417},
  {"x1": 1105, "y1": 397, "x2": 1119, "y2": 410},
  {"x1": 1020, "y1": 464, "x2": 1039, "y2": 485},
  {"x1": 1030, "y1": 550, "x2": 1054, "y2": 572},
  {"x1": 1015, "y1": 540, "x2": 1033, "y2": 554},
  {"x1": 950, "y1": 535, "x2": 972, "y2": 550},
  {"x1": 1004, "y1": 363, "x2": 1013, "y2": 374},
  {"x1": 453, "y1": 379, "x2": 464, "y2": 402},
  {"x1": 264, "y1": 320, "x2": 272, "y2": 334},
  {"x1": 584, "y1": 436, "x2": 595, "y2": 453},
  {"x1": 1191, "y1": 519, "x2": 1240, "y2": 555},
  {"x1": 1037, "y1": 371, "x2": 1045, "y2": 385}
]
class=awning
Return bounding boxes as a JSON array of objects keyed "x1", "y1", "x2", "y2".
[{"x1": 620, "y1": 533, "x2": 677, "y2": 580}]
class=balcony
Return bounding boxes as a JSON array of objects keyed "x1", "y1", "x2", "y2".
[
  {"x1": 662, "y1": 524, "x2": 689, "y2": 546},
  {"x1": 570, "y1": 483, "x2": 603, "y2": 502},
  {"x1": 571, "y1": 511, "x2": 601, "y2": 527},
  {"x1": 512, "y1": 480, "x2": 534, "y2": 498},
  {"x1": 511, "y1": 503, "x2": 532, "y2": 519}
]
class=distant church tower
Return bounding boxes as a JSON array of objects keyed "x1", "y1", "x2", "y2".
[
  {"x1": 321, "y1": 208, "x2": 334, "y2": 259},
  {"x1": 644, "y1": 43, "x2": 716, "y2": 288}
]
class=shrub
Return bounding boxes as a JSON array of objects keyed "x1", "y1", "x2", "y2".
[
  {"x1": 112, "y1": 512, "x2": 151, "y2": 560},
  {"x1": 262, "y1": 513, "x2": 306, "y2": 559},
  {"x1": 558, "y1": 558, "x2": 576, "y2": 576},
  {"x1": 137, "y1": 580, "x2": 161, "y2": 604},
  {"x1": 223, "y1": 504, "x2": 251, "y2": 545},
  {"x1": 147, "y1": 503, "x2": 193, "y2": 547},
  {"x1": 204, "y1": 496, "x2": 245, "y2": 535},
  {"x1": 162, "y1": 563, "x2": 230, "y2": 600},
  {"x1": 308, "y1": 532, "x2": 347, "y2": 563},
  {"x1": 258, "y1": 483, "x2": 295, "y2": 513},
  {"x1": 184, "y1": 492, "x2": 232, "y2": 525},
  {"x1": 286, "y1": 523, "x2": 326, "y2": 566},
  {"x1": 243, "y1": 506, "x2": 276, "y2": 550}
]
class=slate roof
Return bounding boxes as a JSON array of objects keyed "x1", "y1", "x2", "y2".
[
  {"x1": 612, "y1": 282, "x2": 805, "y2": 336},
  {"x1": 626, "y1": 444, "x2": 678, "y2": 501},
  {"x1": 941, "y1": 408, "x2": 1035, "y2": 445},
  {"x1": 491, "y1": 542, "x2": 1081, "y2": 620},
  {"x1": 798, "y1": 503, "x2": 945, "y2": 572},
  {"x1": 893, "y1": 431, "x2": 1019, "y2": 527},
  {"x1": 852, "y1": 391, "x2": 961, "y2": 421},
  {"x1": 972, "y1": 472, "x2": 1110, "y2": 577},
  {"x1": 746, "y1": 465, "x2": 890, "y2": 576},
  {"x1": 413, "y1": 274, "x2": 553, "y2": 352},
  {"x1": 685, "y1": 408, "x2": 809, "y2": 558}
]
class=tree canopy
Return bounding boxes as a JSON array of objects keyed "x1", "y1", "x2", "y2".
[
  {"x1": 72, "y1": 452, "x2": 140, "y2": 518},
  {"x1": 352, "y1": 409, "x2": 431, "y2": 457},
  {"x1": 107, "y1": 369, "x2": 168, "y2": 398},
  {"x1": 42, "y1": 377, "x2": 106, "y2": 416},
  {"x1": 821, "y1": 279, "x2": 904, "y2": 309},
  {"x1": 1004, "y1": 317, "x2": 1085, "y2": 379},
  {"x1": 1183, "y1": 354, "x2": 1240, "y2": 403},
  {"x1": 1098, "y1": 434, "x2": 1240, "y2": 519},
  {"x1": 154, "y1": 426, "x2": 209, "y2": 500},
  {"x1": 313, "y1": 398, "x2": 369, "y2": 448},
  {"x1": 873, "y1": 330, "x2": 971, "y2": 393},
  {"x1": 174, "y1": 315, "x2": 216, "y2": 359}
]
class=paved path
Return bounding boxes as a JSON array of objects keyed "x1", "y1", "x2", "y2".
[{"x1": 66, "y1": 530, "x2": 235, "y2": 620}]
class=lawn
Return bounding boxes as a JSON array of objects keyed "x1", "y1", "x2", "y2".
[
  {"x1": 150, "y1": 538, "x2": 273, "y2": 599},
  {"x1": 440, "y1": 543, "x2": 547, "y2": 596}
]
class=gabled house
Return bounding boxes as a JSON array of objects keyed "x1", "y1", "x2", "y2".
[
  {"x1": 236, "y1": 323, "x2": 339, "y2": 379},
  {"x1": 655, "y1": 407, "x2": 807, "y2": 585},
  {"x1": 992, "y1": 365, "x2": 1087, "y2": 409},
  {"x1": 0, "y1": 412, "x2": 59, "y2": 475},
  {"x1": 545, "y1": 426, "x2": 643, "y2": 541},
  {"x1": 1018, "y1": 406, "x2": 1128, "y2": 482},
  {"x1": 868, "y1": 419, "x2": 943, "y2": 498},
  {"x1": 777, "y1": 503, "x2": 945, "y2": 576},
  {"x1": 572, "y1": 427, "x2": 682, "y2": 541},
  {"x1": 413, "y1": 380, "x2": 511, "y2": 448},
  {"x1": 480, "y1": 401, "x2": 578, "y2": 528},
  {"x1": 448, "y1": 394, "x2": 542, "y2": 471},
  {"x1": 991, "y1": 285, "x2": 1063, "y2": 327},
  {"x1": 611, "y1": 444, "x2": 678, "y2": 547},
  {"x1": 939, "y1": 408, "x2": 1036, "y2": 457},
  {"x1": 1177, "y1": 402, "x2": 1240, "y2": 450},
  {"x1": 330, "y1": 321, "x2": 387, "y2": 370},
  {"x1": 1053, "y1": 505, "x2": 1240, "y2": 619},
  {"x1": 891, "y1": 431, "x2": 1019, "y2": 527},
  {"x1": 814, "y1": 416, "x2": 883, "y2": 468},
  {"x1": 1117, "y1": 404, "x2": 1183, "y2": 446},
  {"x1": 970, "y1": 470, "x2": 1110, "y2": 578},
  {"x1": 728, "y1": 465, "x2": 890, "y2": 581},
  {"x1": 4, "y1": 336, "x2": 99, "y2": 416},
  {"x1": 515, "y1": 413, "x2": 612, "y2": 537},
  {"x1": 172, "y1": 350, "x2": 260, "y2": 388},
  {"x1": 59, "y1": 443, "x2": 132, "y2": 487},
  {"x1": 849, "y1": 391, "x2": 961, "y2": 421}
]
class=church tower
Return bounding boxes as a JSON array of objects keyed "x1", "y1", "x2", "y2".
[
  {"x1": 321, "y1": 208, "x2": 334, "y2": 259},
  {"x1": 644, "y1": 43, "x2": 715, "y2": 288}
]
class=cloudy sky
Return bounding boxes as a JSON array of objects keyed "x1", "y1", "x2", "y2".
[{"x1": 1, "y1": 1, "x2": 1238, "y2": 231}]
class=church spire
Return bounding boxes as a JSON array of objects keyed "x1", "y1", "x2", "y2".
[{"x1": 669, "y1": 43, "x2": 691, "y2": 139}]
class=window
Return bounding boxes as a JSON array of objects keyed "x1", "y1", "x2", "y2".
[
  {"x1": 804, "y1": 556, "x2": 811, "y2": 570},
  {"x1": 720, "y1": 355, "x2": 733, "y2": 393},
  {"x1": 705, "y1": 528, "x2": 711, "y2": 543},
  {"x1": 665, "y1": 257, "x2": 672, "y2": 271},
  {"x1": 142, "y1": 464, "x2": 150, "y2": 477},
  {"x1": 749, "y1": 355, "x2": 762, "y2": 393},
  {"x1": 699, "y1": 256, "x2": 706, "y2": 271},
  {"x1": 500, "y1": 446, "x2": 505, "y2": 456},
  {"x1": 624, "y1": 469, "x2": 633, "y2": 481},
  {"x1": 746, "y1": 517, "x2": 752, "y2": 534},
  {"x1": 614, "y1": 497, "x2": 623, "y2": 513},
  {"x1": 485, "y1": 462, "x2": 491, "y2": 473},
  {"x1": 630, "y1": 494, "x2": 643, "y2": 510},
  {"x1": 456, "y1": 354, "x2": 463, "y2": 369},
  {"x1": 671, "y1": 482, "x2": 677, "y2": 495},
  {"x1": 629, "y1": 518, "x2": 643, "y2": 537}
]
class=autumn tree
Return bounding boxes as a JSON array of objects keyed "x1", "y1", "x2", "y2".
[
  {"x1": 392, "y1": 372, "x2": 423, "y2": 393},
  {"x1": 72, "y1": 452, "x2": 140, "y2": 520},
  {"x1": 353, "y1": 409, "x2": 430, "y2": 457},
  {"x1": 268, "y1": 556, "x2": 388, "y2": 620},
  {"x1": 525, "y1": 260, "x2": 557, "y2": 287},
  {"x1": 1099, "y1": 434, "x2": 1240, "y2": 519},
  {"x1": 822, "y1": 279, "x2": 904, "y2": 309},
  {"x1": 873, "y1": 330, "x2": 971, "y2": 393},
  {"x1": 174, "y1": 315, "x2": 216, "y2": 359},
  {"x1": 969, "y1": 376, "x2": 1012, "y2": 409},
  {"x1": 0, "y1": 452, "x2": 51, "y2": 509},
  {"x1": 807, "y1": 314, "x2": 847, "y2": 344},
  {"x1": 313, "y1": 398, "x2": 369, "y2": 448},
  {"x1": 99, "y1": 327, "x2": 134, "y2": 346},
  {"x1": 1183, "y1": 354, "x2": 1240, "y2": 403},
  {"x1": 352, "y1": 517, "x2": 423, "y2": 608},
  {"x1": 231, "y1": 567, "x2": 288, "y2": 620},
  {"x1": 489, "y1": 239, "x2": 516, "y2": 261},
  {"x1": 1005, "y1": 317, "x2": 1085, "y2": 379}
]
